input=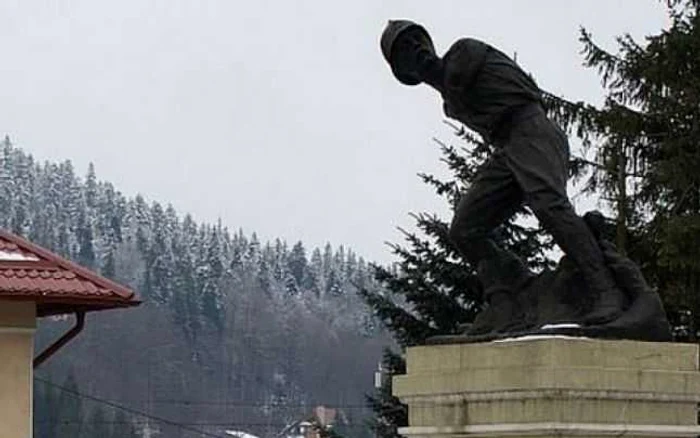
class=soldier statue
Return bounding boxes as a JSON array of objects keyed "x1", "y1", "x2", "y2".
[{"x1": 380, "y1": 20, "x2": 627, "y2": 334}]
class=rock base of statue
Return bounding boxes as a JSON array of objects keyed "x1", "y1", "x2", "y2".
[
  {"x1": 439, "y1": 212, "x2": 673, "y2": 344},
  {"x1": 393, "y1": 337, "x2": 700, "y2": 438}
]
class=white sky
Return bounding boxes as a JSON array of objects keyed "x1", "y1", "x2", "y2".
[{"x1": 0, "y1": 1, "x2": 669, "y2": 262}]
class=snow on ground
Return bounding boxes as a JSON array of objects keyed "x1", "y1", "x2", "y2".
[{"x1": 225, "y1": 431, "x2": 261, "y2": 438}]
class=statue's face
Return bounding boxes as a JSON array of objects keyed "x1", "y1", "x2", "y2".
[{"x1": 390, "y1": 28, "x2": 436, "y2": 84}]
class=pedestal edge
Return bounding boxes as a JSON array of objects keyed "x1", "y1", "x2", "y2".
[
  {"x1": 398, "y1": 423, "x2": 700, "y2": 437},
  {"x1": 400, "y1": 388, "x2": 700, "y2": 404}
]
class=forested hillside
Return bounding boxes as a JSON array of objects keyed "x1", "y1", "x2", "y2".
[{"x1": 0, "y1": 137, "x2": 390, "y2": 438}]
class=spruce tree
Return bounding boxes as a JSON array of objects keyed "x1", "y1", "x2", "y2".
[
  {"x1": 288, "y1": 241, "x2": 309, "y2": 286},
  {"x1": 545, "y1": 0, "x2": 700, "y2": 337},
  {"x1": 0, "y1": 136, "x2": 14, "y2": 230}
]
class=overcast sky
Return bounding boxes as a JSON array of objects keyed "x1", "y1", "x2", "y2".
[{"x1": 0, "y1": 1, "x2": 669, "y2": 262}]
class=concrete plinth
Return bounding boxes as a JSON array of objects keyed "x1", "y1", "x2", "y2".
[{"x1": 393, "y1": 336, "x2": 700, "y2": 438}]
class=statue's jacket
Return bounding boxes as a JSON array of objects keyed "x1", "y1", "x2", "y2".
[{"x1": 440, "y1": 38, "x2": 544, "y2": 144}]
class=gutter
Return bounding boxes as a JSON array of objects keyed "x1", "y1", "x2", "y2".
[{"x1": 33, "y1": 311, "x2": 86, "y2": 368}]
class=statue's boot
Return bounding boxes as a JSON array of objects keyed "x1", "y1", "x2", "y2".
[
  {"x1": 578, "y1": 282, "x2": 626, "y2": 326},
  {"x1": 466, "y1": 288, "x2": 527, "y2": 336},
  {"x1": 465, "y1": 251, "x2": 534, "y2": 336},
  {"x1": 575, "y1": 212, "x2": 627, "y2": 326},
  {"x1": 583, "y1": 238, "x2": 672, "y2": 341}
]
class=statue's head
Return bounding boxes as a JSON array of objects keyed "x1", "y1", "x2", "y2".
[{"x1": 380, "y1": 20, "x2": 435, "y2": 86}]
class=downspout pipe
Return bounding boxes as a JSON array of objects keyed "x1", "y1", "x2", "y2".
[{"x1": 33, "y1": 311, "x2": 86, "y2": 368}]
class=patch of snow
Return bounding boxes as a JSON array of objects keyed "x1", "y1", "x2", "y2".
[
  {"x1": 225, "y1": 431, "x2": 261, "y2": 438},
  {"x1": 540, "y1": 323, "x2": 581, "y2": 329},
  {"x1": 0, "y1": 250, "x2": 39, "y2": 261},
  {"x1": 493, "y1": 334, "x2": 589, "y2": 343}
]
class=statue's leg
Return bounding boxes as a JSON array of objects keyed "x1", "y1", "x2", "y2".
[
  {"x1": 449, "y1": 150, "x2": 533, "y2": 334},
  {"x1": 448, "y1": 149, "x2": 523, "y2": 268},
  {"x1": 505, "y1": 115, "x2": 625, "y2": 325}
]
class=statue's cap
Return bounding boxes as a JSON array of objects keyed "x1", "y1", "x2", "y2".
[{"x1": 380, "y1": 19, "x2": 431, "y2": 85}]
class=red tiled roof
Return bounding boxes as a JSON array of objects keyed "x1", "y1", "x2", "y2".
[{"x1": 0, "y1": 229, "x2": 140, "y2": 317}]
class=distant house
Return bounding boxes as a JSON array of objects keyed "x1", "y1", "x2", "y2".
[
  {"x1": 280, "y1": 406, "x2": 339, "y2": 438},
  {"x1": 282, "y1": 420, "x2": 315, "y2": 438},
  {"x1": 312, "y1": 405, "x2": 337, "y2": 429},
  {"x1": 0, "y1": 230, "x2": 140, "y2": 437}
]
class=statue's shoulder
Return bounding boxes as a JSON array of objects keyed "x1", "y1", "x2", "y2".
[
  {"x1": 445, "y1": 38, "x2": 491, "y2": 57},
  {"x1": 444, "y1": 38, "x2": 492, "y2": 68},
  {"x1": 443, "y1": 38, "x2": 492, "y2": 88}
]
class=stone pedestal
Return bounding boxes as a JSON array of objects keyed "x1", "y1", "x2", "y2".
[{"x1": 393, "y1": 337, "x2": 700, "y2": 438}]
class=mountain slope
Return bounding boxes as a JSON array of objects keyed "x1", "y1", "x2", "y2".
[{"x1": 0, "y1": 137, "x2": 389, "y2": 438}]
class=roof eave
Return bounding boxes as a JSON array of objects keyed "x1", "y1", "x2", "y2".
[{"x1": 0, "y1": 295, "x2": 142, "y2": 317}]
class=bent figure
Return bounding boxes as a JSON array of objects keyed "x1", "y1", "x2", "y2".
[{"x1": 380, "y1": 20, "x2": 624, "y2": 326}]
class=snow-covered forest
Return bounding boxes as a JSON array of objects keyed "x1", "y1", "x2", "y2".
[{"x1": 0, "y1": 137, "x2": 390, "y2": 437}]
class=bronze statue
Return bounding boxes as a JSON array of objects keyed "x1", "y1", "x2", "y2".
[{"x1": 380, "y1": 20, "x2": 671, "y2": 342}]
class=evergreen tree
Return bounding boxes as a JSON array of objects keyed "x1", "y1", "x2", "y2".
[
  {"x1": 11, "y1": 150, "x2": 34, "y2": 236},
  {"x1": 325, "y1": 268, "x2": 343, "y2": 297},
  {"x1": 346, "y1": 250, "x2": 358, "y2": 281},
  {"x1": 258, "y1": 256, "x2": 272, "y2": 293},
  {"x1": 147, "y1": 202, "x2": 175, "y2": 302},
  {"x1": 284, "y1": 270, "x2": 300, "y2": 296},
  {"x1": 322, "y1": 243, "x2": 334, "y2": 276},
  {"x1": 172, "y1": 213, "x2": 201, "y2": 341},
  {"x1": 248, "y1": 232, "x2": 261, "y2": 263},
  {"x1": 365, "y1": 351, "x2": 407, "y2": 438},
  {"x1": 201, "y1": 225, "x2": 225, "y2": 331},
  {"x1": 75, "y1": 200, "x2": 96, "y2": 268},
  {"x1": 272, "y1": 238, "x2": 289, "y2": 283},
  {"x1": 85, "y1": 163, "x2": 98, "y2": 210},
  {"x1": 545, "y1": 0, "x2": 700, "y2": 336},
  {"x1": 288, "y1": 241, "x2": 308, "y2": 286},
  {"x1": 307, "y1": 248, "x2": 324, "y2": 296},
  {"x1": 30, "y1": 162, "x2": 54, "y2": 246},
  {"x1": 101, "y1": 248, "x2": 116, "y2": 279},
  {"x1": 132, "y1": 194, "x2": 151, "y2": 255},
  {"x1": 230, "y1": 228, "x2": 247, "y2": 268},
  {"x1": 0, "y1": 136, "x2": 14, "y2": 230}
]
